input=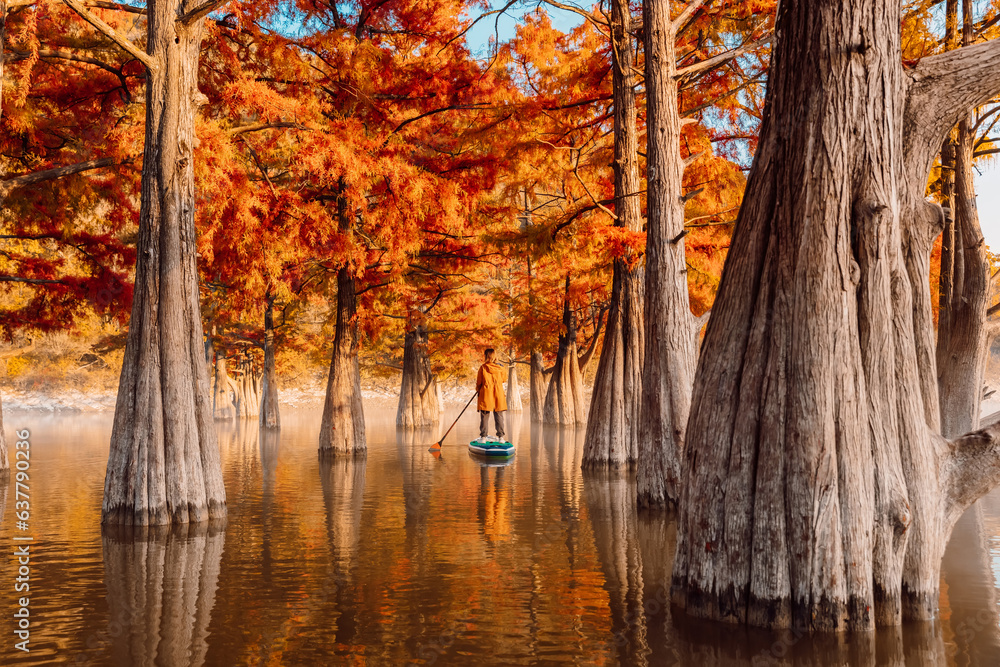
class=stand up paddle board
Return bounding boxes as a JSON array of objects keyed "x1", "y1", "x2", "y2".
[{"x1": 468, "y1": 440, "x2": 515, "y2": 458}]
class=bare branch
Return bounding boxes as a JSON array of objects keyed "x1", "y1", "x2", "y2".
[
  {"x1": 85, "y1": 1, "x2": 145, "y2": 13},
  {"x1": 672, "y1": 0, "x2": 709, "y2": 34},
  {"x1": 675, "y1": 34, "x2": 772, "y2": 79},
  {"x1": 0, "y1": 157, "x2": 118, "y2": 201},
  {"x1": 227, "y1": 122, "x2": 309, "y2": 136},
  {"x1": 178, "y1": 0, "x2": 227, "y2": 25},
  {"x1": 61, "y1": 0, "x2": 157, "y2": 70},
  {"x1": 904, "y1": 37, "x2": 1000, "y2": 188}
]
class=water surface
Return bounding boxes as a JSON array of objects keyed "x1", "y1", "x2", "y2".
[{"x1": 0, "y1": 407, "x2": 999, "y2": 665}]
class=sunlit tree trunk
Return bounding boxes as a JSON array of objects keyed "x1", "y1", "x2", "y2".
[
  {"x1": 212, "y1": 349, "x2": 235, "y2": 420},
  {"x1": 319, "y1": 262, "x2": 366, "y2": 455},
  {"x1": 583, "y1": 0, "x2": 644, "y2": 468},
  {"x1": 936, "y1": 0, "x2": 989, "y2": 438},
  {"x1": 102, "y1": 0, "x2": 226, "y2": 525},
  {"x1": 507, "y1": 360, "x2": 523, "y2": 413},
  {"x1": 0, "y1": 393, "x2": 6, "y2": 475},
  {"x1": 530, "y1": 350, "x2": 546, "y2": 423},
  {"x1": 543, "y1": 280, "x2": 586, "y2": 425},
  {"x1": 635, "y1": 0, "x2": 700, "y2": 508},
  {"x1": 672, "y1": 0, "x2": 1000, "y2": 631},
  {"x1": 396, "y1": 320, "x2": 440, "y2": 427},
  {"x1": 260, "y1": 295, "x2": 280, "y2": 429}
]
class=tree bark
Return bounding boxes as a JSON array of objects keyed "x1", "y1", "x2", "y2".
[
  {"x1": 212, "y1": 349, "x2": 235, "y2": 420},
  {"x1": 936, "y1": 0, "x2": 990, "y2": 439},
  {"x1": 529, "y1": 350, "x2": 546, "y2": 423},
  {"x1": 672, "y1": 0, "x2": 1000, "y2": 632},
  {"x1": 396, "y1": 319, "x2": 440, "y2": 428},
  {"x1": 543, "y1": 280, "x2": 586, "y2": 425},
  {"x1": 0, "y1": 391, "x2": 7, "y2": 475},
  {"x1": 319, "y1": 264, "x2": 366, "y2": 455},
  {"x1": 635, "y1": 0, "x2": 700, "y2": 508},
  {"x1": 259, "y1": 297, "x2": 280, "y2": 429},
  {"x1": 507, "y1": 361, "x2": 523, "y2": 413},
  {"x1": 102, "y1": 0, "x2": 225, "y2": 525},
  {"x1": 583, "y1": 0, "x2": 644, "y2": 468}
]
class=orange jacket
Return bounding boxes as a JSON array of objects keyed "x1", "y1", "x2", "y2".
[{"x1": 476, "y1": 362, "x2": 508, "y2": 412}]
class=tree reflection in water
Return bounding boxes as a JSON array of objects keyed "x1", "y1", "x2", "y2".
[{"x1": 101, "y1": 521, "x2": 226, "y2": 667}]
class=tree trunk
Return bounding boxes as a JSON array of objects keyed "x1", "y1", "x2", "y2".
[
  {"x1": 635, "y1": 0, "x2": 699, "y2": 508},
  {"x1": 507, "y1": 361, "x2": 523, "y2": 413},
  {"x1": 529, "y1": 350, "x2": 546, "y2": 423},
  {"x1": 936, "y1": 0, "x2": 989, "y2": 439},
  {"x1": 582, "y1": 0, "x2": 644, "y2": 468},
  {"x1": 672, "y1": 0, "x2": 1000, "y2": 631},
  {"x1": 103, "y1": 2, "x2": 225, "y2": 525},
  {"x1": 213, "y1": 350, "x2": 235, "y2": 420},
  {"x1": 260, "y1": 297, "x2": 280, "y2": 429},
  {"x1": 543, "y1": 282, "x2": 586, "y2": 425},
  {"x1": 319, "y1": 264, "x2": 366, "y2": 455},
  {"x1": 0, "y1": 390, "x2": 7, "y2": 475},
  {"x1": 396, "y1": 321, "x2": 440, "y2": 428}
]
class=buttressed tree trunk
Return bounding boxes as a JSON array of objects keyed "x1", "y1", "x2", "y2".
[
  {"x1": 529, "y1": 350, "x2": 546, "y2": 423},
  {"x1": 583, "y1": 0, "x2": 644, "y2": 468},
  {"x1": 396, "y1": 318, "x2": 440, "y2": 428},
  {"x1": 213, "y1": 349, "x2": 235, "y2": 420},
  {"x1": 0, "y1": 392, "x2": 7, "y2": 475},
  {"x1": 260, "y1": 296, "x2": 280, "y2": 429},
  {"x1": 82, "y1": 0, "x2": 227, "y2": 525},
  {"x1": 672, "y1": 0, "x2": 1000, "y2": 632},
  {"x1": 543, "y1": 282, "x2": 586, "y2": 425},
  {"x1": 635, "y1": 0, "x2": 701, "y2": 508},
  {"x1": 319, "y1": 263, "x2": 366, "y2": 456},
  {"x1": 507, "y1": 360, "x2": 523, "y2": 413},
  {"x1": 936, "y1": 0, "x2": 989, "y2": 439}
]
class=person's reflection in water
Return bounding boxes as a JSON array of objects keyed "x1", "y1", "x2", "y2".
[
  {"x1": 102, "y1": 521, "x2": 226, "y2": 667},
  {"x1": 477, "y1": 463, "x2": 512, "y2": 544}
]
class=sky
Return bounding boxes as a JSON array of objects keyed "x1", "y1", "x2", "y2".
[
  {"x1": 976, "y1": 165, "x2": 1000, "y2": 251},
  {"x1": 465, "y1": 3, "x2": 1000, "y2": 251}
]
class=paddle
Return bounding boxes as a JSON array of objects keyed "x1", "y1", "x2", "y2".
[{"x1": 428, "y1": 392, "x2": 477, "y2": 452}]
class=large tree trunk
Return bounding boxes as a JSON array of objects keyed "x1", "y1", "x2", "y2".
[
  {"x1": 936, "y1": 0, "x2": 989, "y2": 439},
  {"x1": 319, "y1": 264, "x2": 366, "y2": 455},
  {"x1": 103, "y1": 2, "x2": 225, "y2": 525},
  {"x1": 396, "y1": 320, "x2": 440, "y2": 428},
  {"x1": 543, "y1": 282, "x2": 586, "y2": 425},
  {"x1": 671, "y1": 0, "x2": 1000, "y2": 632},
  {"x1": 260, "y1": 297, "x2": 280, "y2": 429},
  {"x1": 635, "y1": 0, "x2": 699, "y2": 508},
  {"x1": 582, "y1": 0, "x2": 644, "y2": 469}
]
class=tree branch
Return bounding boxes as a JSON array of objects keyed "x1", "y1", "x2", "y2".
[
  {"x1": 0, "y1": 157, "x2": 117, "y2": 202},
  {"x1": 672, "y1": 0, "x2": 709, "y2": 34},
  {"x1": 227, "y1": 121, "x2": 308, "y2": 136},
  {"x1": 178, "y1": 0, "x2": 227, "y2": 25},
  {"x1": 85, "y1": 1, "x2": 146, "y2": 13},
  {"x1": 675, "y1": 34, "x2": 772, "y2": 79},
  {"x1": 61, "y1": 0, "x2": 157, "y2": 70},
  {"x1": 904, "y1": 37, "x2": 1000, "y2": 188}
]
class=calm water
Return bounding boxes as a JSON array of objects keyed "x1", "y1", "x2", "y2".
[{"x1": 1, "y1": 406, "x2": 1000, "y2": 666}]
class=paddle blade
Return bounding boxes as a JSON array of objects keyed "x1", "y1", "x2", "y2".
[{"x1": 428, "y1": 442, "x2": 442, "y2": 452}]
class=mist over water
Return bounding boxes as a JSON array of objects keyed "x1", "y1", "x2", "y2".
[{"x1": 1, "y1": 406, "x2": 999, "y2": 665}]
